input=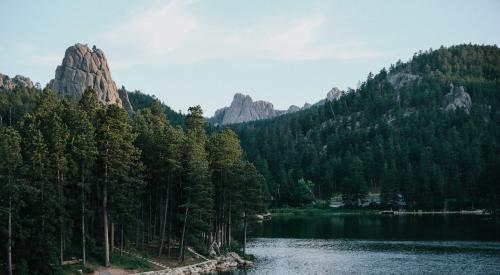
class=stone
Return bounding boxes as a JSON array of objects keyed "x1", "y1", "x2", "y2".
[
  {"x1": 314, "y1": 87, "x2": 346, "y2": 107},
  {"x1": 209, "y1": 93, "x2": 307, "y2": 125},
  {"x1": 210, "y1": 93, "x2": 281, "y2": 125},
  {"x1": 326, "y1": 87, "x2": 344, "y2": 101},
  {"x1": 388, "y1": 72, "x2": 420, "y2": 90},
  {"x1": 49, "y1": 43, "x2": 123, "y2": 107},
  {"x1": 0, "y1": 73, "x2": 34, "y2": 90},
  {"x1": 118, "y1": 86, "x2": 134, "y2": 115},
  {"x1": 442, "y1": 84, "x2": 472, "y2": 114}
]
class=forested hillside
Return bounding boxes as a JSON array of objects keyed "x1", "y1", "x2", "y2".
[
  {"x1": 0, "y1": 88, "x2": 264, "y2": 274},
  {"x1": 230, "y1": 45, "x2": 500, "y2": 210}
]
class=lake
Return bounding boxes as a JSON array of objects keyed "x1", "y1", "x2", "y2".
[{"x1": 224, "y1": 213, "x2": 500, "y2": 274}]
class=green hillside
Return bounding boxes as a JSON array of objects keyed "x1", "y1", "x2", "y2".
[{"x1": 229, "y1": 44, "x2": 500, "y2": 210}]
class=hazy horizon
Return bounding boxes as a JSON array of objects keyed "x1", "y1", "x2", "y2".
[{"x1": 1, "y1": 0, "x2": 499, "y2": 116}]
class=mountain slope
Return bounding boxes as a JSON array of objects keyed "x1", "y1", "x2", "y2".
[{"x1": 229, "y1": 44, "x2": 500, "y2": 209}]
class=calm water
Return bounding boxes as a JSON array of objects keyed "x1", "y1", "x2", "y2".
[{"x1": 224, "y1": 214, "x2": 500, "y2": 275}]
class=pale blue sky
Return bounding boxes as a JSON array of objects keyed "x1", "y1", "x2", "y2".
[{"x1": 1, "y1": 0, "x2": 499, "y2": 115}]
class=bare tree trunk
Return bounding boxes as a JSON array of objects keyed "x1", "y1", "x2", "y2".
[
  {"x1": 103, "y1": 149, "x2": 110, "y2": 267},
  {"x1": 178, "y1": 206, "x2": 189, "y2": 262},
  {"x1": 158, "y1": 180, "x2": 170, "y2": 257},
  {"x1": 167, "y1": 198, "x2": 172, "y2": 257},
  {"x1": 228, "y1": 200, "x2": 232, "y2": 247},
  {"x1": 111, "y1": 222, "x2": 115, "y2": 253},
  {"x1": 81, "y1": 172, "x2": 86, "y2": 266},
  {"x1": 243, "y1": 212, "x2": 247, "y2": 256},
  {"x1": 58, "y1": 165, "x2": 64, "y2": 265},
  {"x1": 148, "y1": 193, "x2": 152, "y2": 243},
  {"x1": 120, "y1": 224, "x2": 124, "y2": 257},
  {"x1": 7, "y1": 197, "x2": 13, "y2": 275}
]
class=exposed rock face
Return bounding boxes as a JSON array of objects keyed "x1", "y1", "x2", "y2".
[
  {"x1": 287, "y1": 105, "x2": 301, "y2": 113},
  {"x1": 117, "y1": 86, "x2": 134, "y2": 115},
  {"x1": 388, "y1": 72, "x2": 420, "y2": 90},
  {"x1": 210, "y1": 88, "x2": 346, "y2": 125},
  {"x1": 0, "y1": 73, "x2": 34, "y2": 90},
  {"x1": 442, "y1": 84, "x2": 472, "y2": 114},
  {"x1": 314, "y1": 87, "x2": 345, "y2": 106},
  {"x1": 326, "y1": 87, "x2": 344, "y2": 101},
  {"x1": 210, "y1": 93, "x2": 279, "y2": 125},
  {"x1": 49, "y1": 43, "x2": 123, "y2": 107}
]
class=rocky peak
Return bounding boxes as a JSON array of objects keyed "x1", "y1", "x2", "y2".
[
  {"x1": 442, "y1": 84, "x2": 472, "y2": 114},
  {"x1": 326, "y1": 87, "x2": 344, "y2": 102},
  {"x1": 117, "y1": 86, "x2": 134, "y2": 115},
  {"x1": 287, "y1": 105, "x2": 301, "y2": 113},
  {"x1": 49, "y1": 43, "x2": 130, "y2": 109},
  {"x1": 314, "y1": 87, "x2": 346, "y2": 107},
  {"x1": 210, "y1": 93, "x2": 278, "y2": 125},
  {"x1": 0, "y1": 73, "x2": 34, "y2": 90}
]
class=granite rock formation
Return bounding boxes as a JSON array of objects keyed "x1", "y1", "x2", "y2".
[
  {"x1": 442, "y1": 84, "x2": 472, "y2": 114},
  {"x1": 210, "y1": 88, "x2": 347, "y2": 125},
  {"x1": 210, "y1": 93, "x2": 280, "y2": 125},
  {"x1": 0, "y1": 73, "x2": 34, "y2": 90},
  {"x1": 118, "y1": 86, "x2": 134, "y2": 115},
  {"x1": 49, "y1": 43, "x2": 131, "y2": 109}
]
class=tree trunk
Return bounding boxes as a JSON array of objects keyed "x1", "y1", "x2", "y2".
[
  {"x1": 227, "y1": 199, "x2": 232, "y2": 247},
  {"x1": 167, "y1": 198, "x2": 172, "y2": 257},
  {"x1": 243, "y1": 212, "x2": 247, "y2": 256},
  {"x1": 111, "y1": 222, "x2": 115, "y2": 252},
  {"x1": 7, "y1": 197, "x2": 13, "y2": 275},
  {"x1": 81, "y1": 172, "x2": 86, "y2": 266},
  {"x1": 58, "y1": 165, "x2": 64, "y2": 265},
  {"x1": 103, "y1": 149, "x2": 110, "y2": 267},
  {"x1": 178, "y1": 206, "x2": 189, "y2": 262},
  {"x1": 158, "y1": 180, "x2": 170, "y2": 257},
  {"x1": 120, "y1": 224, "x2": 124, "y2": 257}
]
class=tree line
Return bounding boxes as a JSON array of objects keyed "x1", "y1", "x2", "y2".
[{"x1": 0, "y1": 88, "x2": 265, "y2": 274}]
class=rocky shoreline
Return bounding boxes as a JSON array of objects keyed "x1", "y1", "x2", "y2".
[{"x1": 132, "y1": 252, "x2": 252, "y2": 275}]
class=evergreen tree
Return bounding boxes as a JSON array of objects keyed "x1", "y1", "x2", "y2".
[{"x1": 0, "y1": 127, "x2": 22, "y2": 275}]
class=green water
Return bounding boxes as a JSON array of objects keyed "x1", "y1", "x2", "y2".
[{"x1": 224, "y1": 214, "x2": 500, "y2": 274}]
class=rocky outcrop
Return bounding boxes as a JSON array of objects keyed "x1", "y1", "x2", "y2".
[
  {"x1": 388, "y1": 72, "x2": 420, "y2": 90},
  {"x1": 117, "y1": 86, "x2": 134, "y2": 115},
  {"x1": 326, "y1": 87, "x2": 344, "y2": 101},
  {"x1": 210, "y1": 93, "x2": 284, "y2": 125},
  {"x1": 314, "y1": 87, "x2": 345, "y2": 107},
  {"x1": 49, "y1": 43, "x2": 123, "y2": 107},
  {"x1": 0, "y1": 73, "x2": 34, "y2": 90},
  {"x1": 442, "y1": 84, "x2": 472, "y2": 114},
  {"x1": 210, "y1": 88, "x2": 346, "y2": 125}
]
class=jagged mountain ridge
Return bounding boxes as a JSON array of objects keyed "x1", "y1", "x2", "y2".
[{"x1": 209, "y1": 89, "x2": 344, "y2": 125}]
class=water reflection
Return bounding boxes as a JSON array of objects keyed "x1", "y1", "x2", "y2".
[
  {"x1": 252, "y1": 214, "x2": 500, "y2": 241},
  {"x1": 220, "y1": 214, "x2": 500, "y2": 274}
]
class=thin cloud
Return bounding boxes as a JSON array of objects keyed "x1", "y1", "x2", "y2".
[{"x1": 100, "y1": 0, "x2": 385, "y2": 68}]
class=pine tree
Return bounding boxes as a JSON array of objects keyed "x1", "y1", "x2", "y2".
[
  {"x1": 179, "y1": 106, "x2": 213, "y2": 261},
  {"x1": 96, "y1": 105, "x2": 141, "y2": 266},
  {"x1": 207, "y1": 129, "x2": 243, "y2": 247},
  {"x1": 0, "y1": 127, "x2": 22, "y2": 275}
]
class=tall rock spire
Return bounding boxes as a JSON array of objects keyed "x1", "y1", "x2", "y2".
[{"x1": 49, "y1": 43, "x2": 131, "y2": 109}]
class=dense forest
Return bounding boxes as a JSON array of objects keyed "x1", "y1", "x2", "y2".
[
  {"x1": 230, "y1": 45, "x2": 500, "y2": 210},
  {"x1": 1, "y1": 44, "x2": 499, "y2": 274},
  {"x1": 0, "y1": 88, "x2": 265, "y2": 274}
]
